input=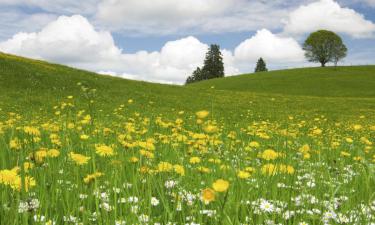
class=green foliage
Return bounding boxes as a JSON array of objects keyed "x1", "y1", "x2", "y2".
[
  {"x1": 303, "y1": 30, "x2": 347, "y2": 67},
  {"x1": 255, "y1": 58, "x2": 268, "y2": 72},
  {"x1": 185, "y1": 44, "x2": 224, "y2": 84}
]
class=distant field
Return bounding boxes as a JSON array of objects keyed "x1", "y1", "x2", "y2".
[
  {"x1": 1, "y1": 52, "x2": 375, "y2": 224},
  {"x1": 190, "y1": 66, "x2": 375, "y2": 97}
]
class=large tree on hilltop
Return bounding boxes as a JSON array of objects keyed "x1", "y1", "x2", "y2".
[{"x1": 303, "y1": 30, "x2": 347, "y2": 67}]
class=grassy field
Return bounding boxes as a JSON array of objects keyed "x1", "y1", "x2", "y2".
[{"x1": 0, "y1": 52, "x2": 375, "y2": 224}]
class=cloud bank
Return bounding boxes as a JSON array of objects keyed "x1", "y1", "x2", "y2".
[{"x1": 0, "y1": 15, "x2": 306, "y2": 84}]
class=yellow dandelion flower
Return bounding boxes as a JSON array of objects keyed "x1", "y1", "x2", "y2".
[
  {"x1": 157, "y1": 162, "x2": 173, "y2": 172},
  {"x1": 83, "y1": 172, "x2": 104, "y2": 184},
  {"x1": 196, "y1": 110, "x2": 209, "y2": 119},
  {"x1": 95, "y1": 144, "x2": 115, "y2": 157},
  {"x1": 47, "y1": 149, "x2": 60, "y2": 158},
  {"x1": 69, "y1": 152, "x2": 90, "y2": 165},
  {"x1": 237, "y1": 170, "x2": 251, "y2": 179},
  {"x1": 173, "y1": 165, "x2": 185, "y2": 176},
  {"x1": 201, "y1": 188, "x2": 215, "y2": 203},
  {"x1": 189, "y1": 157, "x2": 201, "y2": 164},
  {"x1": 212, "y1": 179, "x2": 229, "y2": 192},
  {"x1": 260, "y1": 149, "x2": 279, "y2": 161}
]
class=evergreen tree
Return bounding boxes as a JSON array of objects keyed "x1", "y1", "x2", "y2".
[
  {"x1": 185, "y1": 67, "x2": 202, "y2": 84},
  {"x1": 185, "y1": 44, "x2": 225, "y2": 84},
  {"x1": 255, "y1": 58, "x2": 268, "y2": 72},
  {"x1": 202, "y1": 44, "x2": 224, "y2": 79}
]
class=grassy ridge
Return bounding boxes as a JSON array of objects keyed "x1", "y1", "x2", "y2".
[
  {"x1": 190, "y1": 66, "x2": 375, "y2": 97},
  {"x1": 1, "y1": 52, "x2": 375, "y2": 121}
]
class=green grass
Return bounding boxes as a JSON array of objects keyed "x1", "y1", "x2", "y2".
[
  {"x1": 0, "y1": 52, "x2": 375, "y2": 224},
  {"x1": 190, "y1": 66, "x2": 375, "y2": 97}
]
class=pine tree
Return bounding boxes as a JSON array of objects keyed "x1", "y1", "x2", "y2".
[
  {"x1": 202, "y1": 44, "x2": 224, "y2": 79},
  {"x1": 185, "y1": 67, "x2": 202, "y2": 84},
  {"x1": 255, "y1": 58, "x2": 268, "y2": 72},
  {"x1": 185, "y1": 44, "x2": 225, "y2": 85}
]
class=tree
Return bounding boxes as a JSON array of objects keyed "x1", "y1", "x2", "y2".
[
  {"x1": 254, "y1": 58, "x2": 268, "y2": 72},
  {"x1": 185, "y1": 67, "x2": 203, "y2": 84},
  {"x1": 303, "y1": 30, "x2": 347, "y2": 67},
  {"x1": 202, "y1": 44, "x2": 225, "y2": 79},
  {"x1": 185, "y1": 44, "x2": 225, "y2": 84}
]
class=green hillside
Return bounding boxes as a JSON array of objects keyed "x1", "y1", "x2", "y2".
[
  {"x1": 190, "y1": 66, "x2": 375, "y2": 97},
  {"x1": 1, "y1": 52, "x2": 375, "y2": 224},
  {"x1": 1, "y1": 52, "x2": 374, "y2": 121}
]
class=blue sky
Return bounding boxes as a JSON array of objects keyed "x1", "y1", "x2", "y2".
[{"x1": 0, "y1": 0, "x2": 374, "y2": 84}]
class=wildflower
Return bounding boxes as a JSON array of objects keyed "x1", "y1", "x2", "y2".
[
  {"x1": 259, "y1": 199, "x2": 274, "y2": 213},
  {"x1": 260, "y1": 149, "x2": 279, "y2": 160},
  {"x1": 261, "y1": 164, "x2": 277, "y2": 176},
  {"x1": 80, "y1": 134, "x2": 89, "y2": 140},
  {"x1": 189, "y1": 157, "x2": 201, "y2": 164},
  {"x1": 24, "y1": 126, "x2": 41, "y2": 136},
  {"x1": 151, "y1": 197, "x2": 160, "y2": 206},
  {"x1": 237, "y1": 170, "x2": 251, "y2": 179},
  {"x1": 249, "y1": 141, "x2": 260, "y2": 148},
  {"x1": 157, "y1": 162, "x2": 173, "y2": 172},
  {"x1": 9, "y1": 138, "x2": 21, "y2": 150},
  {"x1": 212, "y1": 179, "x2": 229, "y2": 192},
  {"x1": 196, "y1": 110, "x2": 209, "y2": 119},
  {"x1": 69, "y1": 152, "x2": 90, "y2": 165},
  {"x1": 129, "y1": 156, "x2": 139, "y2": 163},
  {"x1": 83, "y1": 172, "x2": 104, "y2": 184},
  {"x1": 95, "y1": 144, "x2": 115, "y2": 157},
  {"x1": 203, "y1": 124, "x2": 218, "y2": 133},
  {"x1": 201, "y1": 188, "x2": 215, "y2": 203},
  {"x1": 47, "y1": 149, "x2": 60, "y2": 158},
  {"x1": 165, "y1": 180, "x2": 176, "y2": 189},
  {"x1": 173, "y1": 165, "x2": 185, "y2": 176}
]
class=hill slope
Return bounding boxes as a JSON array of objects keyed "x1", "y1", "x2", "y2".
[
  {"x1": 1, "y1": 52, "x2": 375, "y2": 121},
  {"x1": 190, "y1": 66, "x2": 375, "y2": 97}
]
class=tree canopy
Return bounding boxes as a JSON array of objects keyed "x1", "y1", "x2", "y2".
[{"x1": 303, "y1": 30, "x2": 347, "y2": 67}]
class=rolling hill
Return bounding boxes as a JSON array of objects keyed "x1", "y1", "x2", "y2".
[
  {"x1": 0, "y1": 52, "x2": 375, "y2": 121},
  {"x1": 189, "y1": 66, "x2": 375, "y2": 98},
  {"x1": 1, "y1": 52, "x2": 375, "y2": 224}
]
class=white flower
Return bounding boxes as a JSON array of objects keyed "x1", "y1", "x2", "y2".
[
  {"x1": 138, "y1": 214, "x2": 149, "y2": 223},
  {"x1": 128, "y1": 196, "x2": 139, "y2": 203},
  {"x1": 151, "y1": 197, "x2": 160, "y2": 206},
  {"x1": 260, "y1": 200, "x2": 274, "y2": 213},
  {"x1": 299, "y1": 222, "x2": 308, "y2": 225},
  {"x1": 165, "y1": 180, "x2": 177, "y2": 189}
]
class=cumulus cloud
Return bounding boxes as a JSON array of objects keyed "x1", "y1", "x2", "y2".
[
  {"x1": 0, "y1": 15, "x2": 239, "y2": 84},
  {"x1": 0, "y1": 14, "x2": 313, "y2": 84},
  {"x1": 234, "y1": 29, "x2": 305, "y2": 64},
  {"x1": 95, "y1": 0, "x2": 302, "y2": 35},
  {"x1": 284, "y1": 0, "x2": 375, "y2": 38}
]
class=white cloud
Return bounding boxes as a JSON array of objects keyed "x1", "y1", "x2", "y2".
[
  {"x1": 0, "y1": 15, "x2": 238, "y2": 84},
  {"x1": 284, "y1": 0, "x2": 375, "y2": 38},
  {"x1": 234, "y1": 29, "x2": 305, "y2": 64},
  {"x1": 95, "y1": 0, "x2": 301, "y2": 35}
]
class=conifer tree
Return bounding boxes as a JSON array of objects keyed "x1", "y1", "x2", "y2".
[{"x1": 255, "y1": 58, "x2": 268, "y2": 72}]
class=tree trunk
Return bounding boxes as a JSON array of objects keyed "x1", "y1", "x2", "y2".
[{"x1": 321, "y1": 62, "x2": 326, "y2": 67}]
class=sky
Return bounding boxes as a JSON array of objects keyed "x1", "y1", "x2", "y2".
[{"x1": 0, "y1": 0, "x2": 374, "y2": 84}]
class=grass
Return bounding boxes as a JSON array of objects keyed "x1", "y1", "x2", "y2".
[{"x1": 0, "y1": 52, "x2": 375, "y2": 224}]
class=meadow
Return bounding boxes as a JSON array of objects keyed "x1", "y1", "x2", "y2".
[{"x1": 0, "y1": 52, "x2": 375, "y2": 224}]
